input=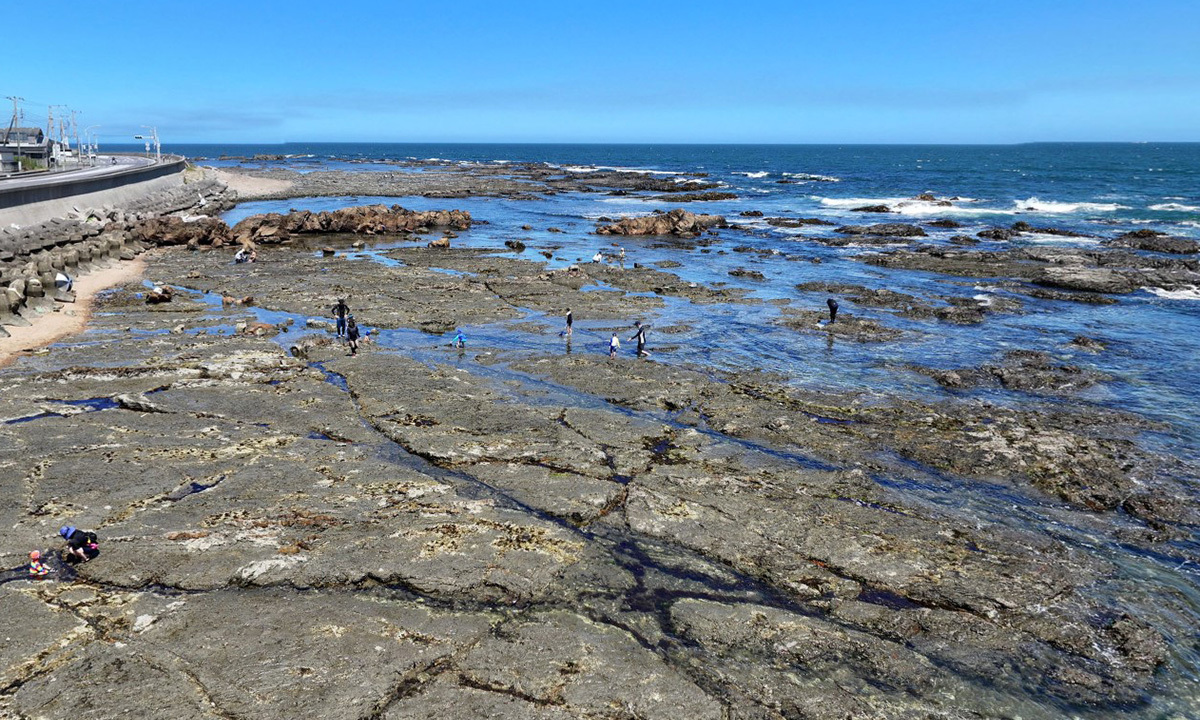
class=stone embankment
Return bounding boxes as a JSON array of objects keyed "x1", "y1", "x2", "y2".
[{"x1": 0, "y1": 177, "x2": 234, "y2": 337}]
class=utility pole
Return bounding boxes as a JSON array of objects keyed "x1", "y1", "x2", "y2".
[
  {"x1": 137, "y1": 126, "x2": 160, "y2": 163},
  {"x1": 71, "y1": 110, "x2": 80, "y2": 167},
  {"x1": 4, "y1": 96, "x2": 21, "y2": 142},
  {"x1": 47, "y1": 105, "x2": 57, "y2": 171},
  {"x1": 6, "y1": 96, "x2": 24, "y2": 171},
  {"x1": 49, "y1": 104, "x2": 68, "y2": 168}
]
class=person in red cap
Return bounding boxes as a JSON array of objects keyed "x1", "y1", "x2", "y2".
[{"x1": 28, "y1": 551, "x2": 52, "y2": 577}]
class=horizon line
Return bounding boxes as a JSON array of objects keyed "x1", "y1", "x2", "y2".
[{"x1": 104, "y1": 140, "x2": 1200, "y2": 147}]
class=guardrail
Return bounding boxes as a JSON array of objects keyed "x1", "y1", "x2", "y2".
[
  {"x1": 0, "y1": 168, "x2": 50, "y2": 181},
  {"x1": 0, "y1": 155, "x2": 187, "y2": 210}
]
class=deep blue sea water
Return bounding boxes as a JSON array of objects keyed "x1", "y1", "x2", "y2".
[
  {"x1": 129, "y1": 141, "x2": 1200, "y2": 226},
  {"x1": 102, "y1": 142, "x2": 1200, "y2": 713}
]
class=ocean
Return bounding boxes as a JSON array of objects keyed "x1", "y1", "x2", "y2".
[{"x1": 91, "y1": 142, "x2": 1200, "y2": 713}]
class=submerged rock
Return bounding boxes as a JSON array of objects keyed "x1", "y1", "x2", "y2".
[
  {"x1": 1105, "y1": 230, "x2": 1199, "y2": 254},
  {"x1": 910, "y1": 349, "x2": 1110, "y2": 394},
  {"x1": 835, "y1": 223, "x2": 927, "y2": 237}
]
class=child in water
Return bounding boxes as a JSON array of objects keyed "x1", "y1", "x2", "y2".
[
  {"x1": 609, "y1": 333, "x2": 620, "y2": 358},
  {"x1": 453, "y1": 330, "x2": 466, "y2": 349}
]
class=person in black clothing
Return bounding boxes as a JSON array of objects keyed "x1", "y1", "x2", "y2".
[
  {"x1": 346, "y1": 317, "x2": 361, "y2": 356},
  {"x1": 629, "y1": 321, "x2": 649, "y2": 357},
  {"x1": 333, "y1": 298, "x2": 350, "y2": 337},
  {"x1": 59, "y1": 526, "x2": 99, "y2": 563},
  {"x1": 563, "y1": 308, "x2": 573, "y2": 337},
  {"x1": 826, "y1": 298, "x2": 839, "y2": 324}
]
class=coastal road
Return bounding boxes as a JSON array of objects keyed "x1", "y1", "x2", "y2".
[{"x1": 0, "y1": 155, "x2": 157, "y2": 191}]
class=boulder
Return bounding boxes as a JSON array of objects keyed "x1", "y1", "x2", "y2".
[
  {"x1": 114, "y1": 393, "x2": 170, "y2": 414},
  {"x1": 231, "y1": 205, "x2": 474, "y2": 245},
  {"x1": 240, "y1": 322, "x2": 282, "y2": 337},
  {"x1": 978, "y1": 227, "x2": 1019, "y2": 241},
  {"x1": 1105, "y1": 231, "x2": 1198, "y2": 254},
  {"x1": 130, "y1": 216, "x2": 233, "y2": 248},
  {"x1": 146, "y1": 286, "x2": 175, "y2": 304},
  {"x1": 1033, "y1": 267, "x2": 1138, "y2": 294},
  {"x1": 766, "y1": 217, "x2": 836, "y2": 228},
  {"x1": 596, "y1": 209, "x2": 727, "y2": 237}
]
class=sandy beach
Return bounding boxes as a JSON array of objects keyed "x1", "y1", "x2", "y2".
[
  {"x1": 0, "y1": 256, "x2": 146, "y2": 369},
  {"x1": 205, "y1": 167, "x2": 295, "y2": 199}
]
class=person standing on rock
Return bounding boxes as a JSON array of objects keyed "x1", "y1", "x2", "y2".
[
  {"x1": 609, "y1": 332, "x2": 621, "y2": 358},
  {"x1": 629, "y1": 321, "x2": 649, "y2": 357},
  {"x1": 333, "y1": 298, "x2": 350, "y2": 337},
  {"x1": 346, "y1": 316, "x2": 361, "y2": 356},
  {"x1": 826, "y1": 298, "x2": 839, "y2": 324}
]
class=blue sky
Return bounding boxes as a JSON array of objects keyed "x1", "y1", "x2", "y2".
[{"x1": 4, "y1": 0, "x2": 1198, "y2": 144}]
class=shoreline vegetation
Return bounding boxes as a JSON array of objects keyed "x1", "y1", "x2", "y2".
[{"x1": 0, "y1": 157, "x2": 1197, "y2": 719}]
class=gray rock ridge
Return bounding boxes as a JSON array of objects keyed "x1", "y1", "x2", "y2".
[
  {"x1": 1, "y1": 238, "x2": 1195, "y2": 718},
  {"x1": 864, "y1": 244, "x2": 1200, "y2": 295}
]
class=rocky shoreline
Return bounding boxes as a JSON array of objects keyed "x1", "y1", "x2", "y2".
[{"x1": 1, "y1": 165, "x2": 1197, "y2": 719}]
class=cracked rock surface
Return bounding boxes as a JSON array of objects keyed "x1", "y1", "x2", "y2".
[{"x1": 1, "y1": 240, "x2": 1195, "y2": 720}]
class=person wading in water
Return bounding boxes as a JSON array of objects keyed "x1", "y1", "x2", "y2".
[
  {"x1": 333, "y1": 298, "x2": 350, "y2": 337},
  {"x1": 629, "y1": 321, "x2": 649, "y2": 357},
  {"x1": 346, "y1": 316, "x2": 361, "y2": 356}
]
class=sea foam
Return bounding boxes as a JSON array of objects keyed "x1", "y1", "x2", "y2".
[
  {"x1": 784, "y1": 172, "x2": 841, "y2": 182},
  {"x1": 815, "y1": 196, "x2": 997, "y2": 217},
  {"x1": 1149, "y1": 203, "x2": 1200, "y2": 213},
  {"x1": 1014, "y1": 197, "x2": 1125, "y2": 214},
  {"x1": 1144, "y1": 285, "x2": 1200, "y2": 301}
]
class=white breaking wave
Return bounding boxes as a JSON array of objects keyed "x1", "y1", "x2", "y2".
[
  {"x1": 816, "y1": 196, "x2": 909, "y2": 209},
  {"x1": 784, "y1": 172, "x2": 841, "y2": 182},
  {"x1": 1149, "y1": 203, "x2": 1200, "y2": 212},
  {"x1": 1144, "y1": 285, "x2": 1200, "y2": 301},
  {"x1": 1014, "y1": 197, "x2": 1125, "y2": 214},
  {"x1": 553, "y1": 164, "x2": 686, "y2": 176},
  {"x1": 1018, "y1": 233, "x2": 1101, "y2": 246},
  {"x1": 815, "y1": 196, "x2": 1000, "y2": 218}
]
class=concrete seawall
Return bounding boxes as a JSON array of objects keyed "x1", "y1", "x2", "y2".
[
  {"x1": 0, "y1": 157, "x2": 188, "y2": 228},
  {"x1": 0, "y1": 172, "x2": 237, "y2": 339}
]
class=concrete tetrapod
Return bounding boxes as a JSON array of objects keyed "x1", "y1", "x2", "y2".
[
  {"x1": 22, "y1": 277, "x2": 55, "y2": 314},
  {"x1": 2, "y1": 280, "x2": 31, "y2": 327}
]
